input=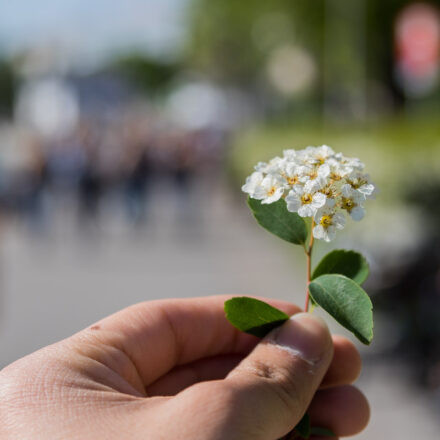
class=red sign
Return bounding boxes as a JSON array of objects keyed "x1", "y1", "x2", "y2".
[{"x1": 395, "y1": 3, "x2": 440, "y2": 95}]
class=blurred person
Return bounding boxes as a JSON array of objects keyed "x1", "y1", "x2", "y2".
[
  {"x1": 21, "y1": 136, "x2": 49, "y2": 232},
  {"x1": 77, "y1": 123, "x2": 102, "y2": 230},
  {"x1": 0, "y1": 135, "x2": 49, "y2": 233},
  {"x1": 0, "y1": 296, "x2": 369, "y2": 439},
  {"x1": 170, "y1": 131, "x2": 199, "y2": 228},
  {"x1": 46, "y1": 132, "x2": 85, "y2": 193},
  {"x1": 45, "y1": 129, "x2": 87, "y2": 230},
  {"x1": 123, "y1": 128, "x2": 153, "y2": 226}
]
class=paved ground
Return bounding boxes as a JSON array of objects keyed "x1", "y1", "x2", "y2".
[{"x1": 0, "y1": 179, "x2": 438, "y2": 438}]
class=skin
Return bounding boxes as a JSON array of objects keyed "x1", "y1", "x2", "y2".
[{"x1": 0, "y1": 295, "x2": 369, "y2": 439}]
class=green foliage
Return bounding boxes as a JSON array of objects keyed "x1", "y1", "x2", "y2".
[
  {"x1": 185, "y1": 0, "x2": 415, "y2": 106},
  {"x1": 294, "y1": 413, "x2": 311, "y2": 438},
  {"x1": 292, "y1": 413, "x2": 335, "y2": 439},
  {"x1": 224, "y1": 297, "x2": 289, "y2": 338},
  {"x1": 185, "y1": 0, "x2": 325, "y2": 84},
  {"x1": 109, "y1": 53, "x2": 179, "y2": 94},
  {"x1": 309, "y1": 274, "x2": 373, "y2": 344},
  {"x1": 0, "y1": 59, "x2": 15, "y2": 117},
  {"x1": 312, "y1": 249, "x2": 369, "y2": 285},
  {"x1": 247, "y1": 197, "x2": 307, "y2": 246}
]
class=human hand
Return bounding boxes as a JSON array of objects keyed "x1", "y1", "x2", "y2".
[{"x1": 0, "y1": 296, "x2": 369, "y2": 439}]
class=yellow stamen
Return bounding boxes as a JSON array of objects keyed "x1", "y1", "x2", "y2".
[
  {"x1": 347, "y1": 178, "x2": 366, "y2": 189},
  {"x1": 287, "y1": 176, "x2": 299, "y2": 185},
  {"x1": 267, "y1": 187, "x2": 276, "y2": 196},
  {"x1": 320, "y1": 215, "x2": 333, "y2": 228},
  {"x1": 341, "y1": 197, "x2": 355, "y2": 212},
  {"x1": 301, "y1": 194, "x2": 312, "y2": 204},
  {"x1": 321, "y1": 186, "x2": 334, "y2": 197}
]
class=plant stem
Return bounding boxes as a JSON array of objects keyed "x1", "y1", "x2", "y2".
[{"x1": 304, "y1": 221, "x2": 315, "y2": 312}]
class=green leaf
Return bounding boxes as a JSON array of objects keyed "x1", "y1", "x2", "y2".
[
  {"x1": 310, "y1": 426, "x2": 336, "y2": 437},
  {"x1": 312, "y1": 249, "x2": 369, "y2": 285},
  {"x1": 224, "y1": 297, "x2": 289, "y2": 338},
  {"x1": 294, "y1": 413, "x2": 311, "y2": 439},
  {"x1": 309, "y1": 274, "x2": 373, "y2": 344},
  {"x1": 247, "y1": 197, "x2": 307, "y2": 245}
]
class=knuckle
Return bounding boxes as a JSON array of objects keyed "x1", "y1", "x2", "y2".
[
  {"x1": 235, "y1": 358, "x2": 306, "y2": 417},
  {"x1": 270, "y1": 369, "x2": 304, "y2": 416}
]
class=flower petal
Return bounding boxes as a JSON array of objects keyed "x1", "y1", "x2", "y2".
[
  {"x1": 313, "y1": 224, "x2": 326, "y2": 240},
  {"x1": 325, "y1": 226, "x2": 336, "y2": 242},
  {"x1": 262, "y1": 187, "x2": 284, "y2": 204},
  {"x1": 350, "y1": 206, "x2": 365, "y2": 221},
  {"x1": 341, "y1": 183, "x2": 353, "y2": 197},
  {"x1": 333, "y1": 212, "x2": 346, "y2": 229},
  {"x1": 312, "y1": 192, "x2": 326, "y2": 208},
  {"x1": 298, "y1": 204, "x2": 315, "y2": 217}
]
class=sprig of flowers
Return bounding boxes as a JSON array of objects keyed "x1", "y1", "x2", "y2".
[
  {"x1": 225, "y1": 145, "x2": 377, "y2": 438},
  {"x1": 242, "y1": 145, "x2": 376, "y2": 242}
]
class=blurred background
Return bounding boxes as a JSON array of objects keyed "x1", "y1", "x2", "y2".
[{"x1": 0, "y1": 0, "x2": 440, "y2": 437}]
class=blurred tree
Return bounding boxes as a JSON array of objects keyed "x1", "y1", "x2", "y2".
[
  {"x1": 109, "y1": 53, "x2": 181, "y2": 96},
  {"x1": 185, "y1": 0, "x2": 440, "y2": 117},
  {"x1": 185, "y1": 0, "x2": 325, "y2": 121},
  {"x1": 185, "y1": 0, "x2": 324, "y2": 85},
  {"x1": 0, "y1": 58, "x2": 15, "y2": 118}
]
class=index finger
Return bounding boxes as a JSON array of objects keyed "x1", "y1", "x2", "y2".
[{"x1": 76, "y1": 295, "x2": 300, "y2": 387}]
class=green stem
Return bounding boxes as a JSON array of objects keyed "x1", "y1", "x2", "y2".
[{"x1": 304, "y1": 221, "x2": 315, "y2": 312}]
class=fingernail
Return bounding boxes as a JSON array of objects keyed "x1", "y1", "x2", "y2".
[{"x1": 271, "y1": 313, "x2": 331, "y2": 365}]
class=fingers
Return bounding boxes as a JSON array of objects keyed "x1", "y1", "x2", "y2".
[
  {"x1": 309, "y1": 385, "x2": 370, "y2": 437},
  {"x1": 140, "y1": 313, "x2": 368, "y2": 439},
  {"x1": 174, "y1": 313, "x2": 333, "y2": 440},
  {"x1": 321, "y1": 335, "x2": 361, "y2": 388},
  {"x1": 75, "y1": 295, "x2": 300, "y2": 387},
  {"x1": 145, "y1": 325, "x2": 367, "y2": 438},
  {"x1": 147, "y1": 334, "x2": 360, "y2": 396},
  {"x1": 147, "y1": 354, "x2": 244, "y2": 396}
]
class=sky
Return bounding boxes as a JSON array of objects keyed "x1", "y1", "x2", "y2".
[{"x1": 0, "y1": 0, "x2": 188, "y2": 65}]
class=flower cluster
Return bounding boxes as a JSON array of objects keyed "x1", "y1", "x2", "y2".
[{"x1": 242, "y1": 145, "x2": 376, "y2": 242}]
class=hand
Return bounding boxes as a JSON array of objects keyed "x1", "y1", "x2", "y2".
[{"x1": 0, "y1": 296, "x2": 369, "y2": 439}]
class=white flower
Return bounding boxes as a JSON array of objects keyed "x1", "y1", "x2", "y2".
[
  {"x1": 283, "y1": 149, "x2": 299, "y2": 161},
  {"x1": 303, "y1": 163, "x2": 331, "y2": 192},
  {"x1": 255, "y1": 156, "x2": 284, "y2": 174},
  {"x1": 346, "y1": 172, "x2": 376, "y2": 199},
  {"x1": 340, "y1": 155, "x2": 365, "y2": 172},
  {"x1": 285, "y1": 183, "x2": 326, "y2": 217},
  {"x1": 242, "y1": 145, "x2": 376, "y2": 240},
  {"x1": 318, "y1": 181, "x2": 339, "y2": 201},
  {"x1": 340, "y1": 184, "x2": 366, "y2": 221},
  {"x1": 303, "y1": 145, "x2": 335, "y2": 165},
  {"x1": 253, "y1": 175, "x2": 285, "y2": 204},
  {"x1": 254, "y1": 162, "x2": 268, "y2": 172},
  {"x1": 326, "y1": 158, "x2": 351, "y2": 180},
  {"x1": 280, "y1": 161, "x2": 309, "y2": 188},
  {"x1": 313, "y1": 209, "x2": 346, "y2": 242},
  {"x1": 241, "y1": 171, "x2": 264, "y2": 197}
]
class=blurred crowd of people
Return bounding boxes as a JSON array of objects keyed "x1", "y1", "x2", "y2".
[{"x1": 0, "y1": 117, "x2": 228, "y2": 233}]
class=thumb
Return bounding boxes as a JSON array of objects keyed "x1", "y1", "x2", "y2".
[{"x1": 224, "y1": 313, "x2": 333, "y2": 439}]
